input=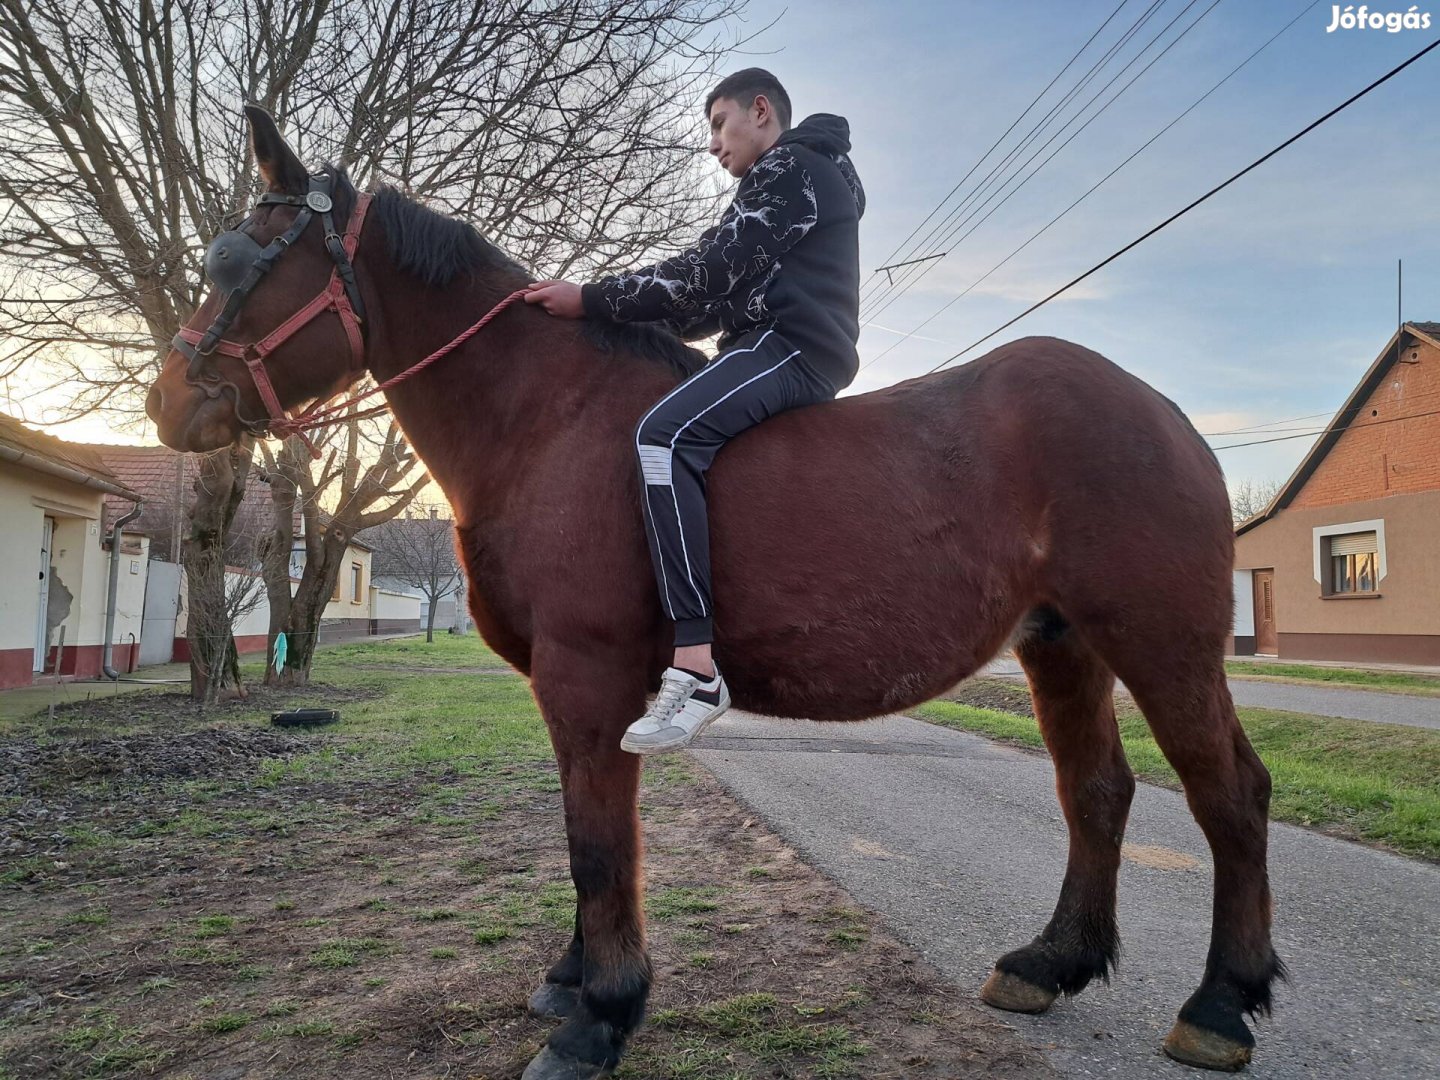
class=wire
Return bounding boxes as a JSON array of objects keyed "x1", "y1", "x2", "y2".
[
  {"x1": 858, "y1": 0, "x2": 1136, "y2": 308},
  {"x1": 1197, "y1": 379, "x2": 1440, "y2": 436},
  {"x1": 917, "y1": 35, "x2": 1440, "y2": 377},
  {"x1": 863, "y1": 0, "x2": 1213, "y2": 323},
  {"x1": 1211, "y1": 404, "x2": 1440, "y2": 450},
  {"x1": 862, "y1": 0, "x2": 1176, "y2": 317},
  {"x1": 857, "y1": 0, "x2": 1309, "y2": 374}
]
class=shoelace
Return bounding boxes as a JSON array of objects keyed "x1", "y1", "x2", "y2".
[{"x1": 649, "y1": 676, "x2": 696, "y2": 723}]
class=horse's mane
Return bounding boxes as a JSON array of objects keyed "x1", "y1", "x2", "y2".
[{"x1": 332, "y1": 168, "x2": 706, "y2": 380}]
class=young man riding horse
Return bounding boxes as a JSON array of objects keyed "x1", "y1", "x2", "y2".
[{"x1": 524, "y1": 68, "x2": 866, "y2": 754}]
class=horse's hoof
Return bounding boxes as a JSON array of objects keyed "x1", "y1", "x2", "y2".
[
  {"x1": 1162, "y1": 1020, "x2": 1253, "y2": 1072},
  {"x1": 980, "y1": 969, "x2": 1057, "y2": 1014},
  {"x1": 527, "y1": 982, "x2": 580, "y2": 1020},
  {"x1": 520, "y1": 1046, "x2": 609, "y2": 1080}
]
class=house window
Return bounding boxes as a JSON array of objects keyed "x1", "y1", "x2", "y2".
[
  {"x1": 1327, "y1": 532, "x2": 1378, "y2": 595},
  {"x1": 351, "y1": 562, "x2": 363, "y2": 603}
]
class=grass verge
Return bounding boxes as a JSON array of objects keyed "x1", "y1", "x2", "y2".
[
  {"x1": 915, "y1": 680, "x2": 1440, "y2": 861},
  {"x1": 1225, "y1": 660, "x2": 1440, "y2": 697}
]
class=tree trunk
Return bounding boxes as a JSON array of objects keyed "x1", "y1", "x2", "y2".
[
  {"x1": 277, "y1": 524, "x2": 351, "y2": 686},
  {"x1": 182, "y1": 445, "x2": 253, "y2": 705},
  {"x1": 261, "y1": 444, "x2": 301, "y2": 686}
]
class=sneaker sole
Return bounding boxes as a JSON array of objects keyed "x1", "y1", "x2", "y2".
[{"x1": 621, "y1": 692, "x2": 731, "y2": 755}]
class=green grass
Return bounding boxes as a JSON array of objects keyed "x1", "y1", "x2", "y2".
[
  {"x1": 193, "y1": 914, "x2": 237, "y2": 938},
  {"x1": 198, "y1": 1011, "x2": 251, "y2": 1033},
  {"x1": 646, "y1": 992, "x2": 869, "y2": 1076},
  {"x1": 914, "y1": 698, "x2": 1440, "y2": 860},
  {"x1": 648, "y1": 886, "x2": 723, "y2": 920},
  {"x1": 1226, "y1": 660, "x2": 1440, "y2": 695}
]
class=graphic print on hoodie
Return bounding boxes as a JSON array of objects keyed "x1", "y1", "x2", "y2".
[{"x1": 580, "y1": 113, "x2": 867, "y2": 391}]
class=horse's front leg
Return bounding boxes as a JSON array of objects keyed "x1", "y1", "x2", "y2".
[{"x1": 523, "y1": 651, "x2": 652, "y2": 1080}]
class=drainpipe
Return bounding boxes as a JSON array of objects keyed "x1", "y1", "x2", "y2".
[{"x1": 103, "y1": 500, "x2": 144, "y2": 680}]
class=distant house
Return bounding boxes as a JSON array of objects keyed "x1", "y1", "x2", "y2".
[
  {"x1": 363, "y1": 507, "x2": 468, "y2": 635},
  {"x1": 80, "y1": 443, "x2": 269, "y2": 563},
  {"x1": 85, "y1": 443, "x2": 419, "y2": 658},
  {"x1": 1232, "y1": 321, "x2": 1440, "y2": 664},
  {"x1": 0, "y1": 413, "x2": 146, "y2": 687}
]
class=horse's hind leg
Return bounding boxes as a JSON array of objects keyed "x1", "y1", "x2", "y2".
[
  {"x1": 1098, "y1": 642, "x2": 1282, "y2": 1072},
  {"x1": 981, "y1": 619, "x2": 1135, "y2": 1014}
]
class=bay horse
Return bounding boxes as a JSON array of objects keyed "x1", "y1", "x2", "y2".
[{"x1": 146, "y1": 108, "x2": 1282, "y2": 1077}]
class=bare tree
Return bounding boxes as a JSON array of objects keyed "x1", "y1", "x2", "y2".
[
  {"x1": 181, "y1": 440, "x2": 260, "y2": 703},
  {"x1": 1230, "y1": 477, "x2": 1282, "y2": 526},
  {"x1": 0, "y1": 0, "x2": 761, "y2": 684},
  {"x1": 0, "y1": 0, "x2": 757, "y2": 415},
  {"x1": 256, "y1": 417, "x2": 426, "y2": 684},
  {"x1": 365, "y1": 500, "x2": 462, "y2": 643}
]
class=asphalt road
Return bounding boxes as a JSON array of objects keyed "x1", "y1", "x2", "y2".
[
  {"x1": 1224, "y1": 681, "x2": 1440, "y2": 731},
  {"x1": 689, "y1": 711, "x2": 1440, "y2": 1079},
  {"x1": 980, "y1": 658, "x2": 1440, "y2": 730}
]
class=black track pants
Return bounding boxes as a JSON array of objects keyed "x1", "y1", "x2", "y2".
[{"x1": 634, "y1": 326, "x2": 838, "y2": 647}]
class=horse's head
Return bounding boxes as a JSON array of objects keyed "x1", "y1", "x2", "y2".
[{"x1": 146, "y1": 107, "x2": 371, "y2": 452}]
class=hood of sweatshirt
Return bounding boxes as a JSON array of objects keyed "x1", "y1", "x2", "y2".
[
  {"x1": 770, "y1": 113, "x2": 864, "y2": 218},
  {"x1": 774, "y1": 112, "x2": 851, "y2": 156}
]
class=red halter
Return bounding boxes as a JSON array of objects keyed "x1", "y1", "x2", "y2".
[{"x1": 176, "y1": 182, "x2": 529, "y2": 459}]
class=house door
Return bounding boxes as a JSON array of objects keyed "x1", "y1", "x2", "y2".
[
  {"x1": 1252, "y1": 569, "x2": 1277, "y2": 655},
  {"x1": 34, "y1": 517, "x2": 54, "y2": 671}
]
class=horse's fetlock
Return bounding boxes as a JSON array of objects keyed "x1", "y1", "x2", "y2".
[
  {"x1": 547, "y1": 1014, "x2": 625, "y2": 1071},
  {"x1": 578, "y1": 966, "x2": 651, "y2": 1034}
]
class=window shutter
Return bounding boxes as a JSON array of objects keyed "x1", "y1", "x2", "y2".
[{"x1": 1329, "y1": 532, "x2": 1377, "y2": 557}]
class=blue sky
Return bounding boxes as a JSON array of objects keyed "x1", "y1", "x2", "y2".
[{"x1": 737, "y1": 0, "x2": 1440, "y2": 487}]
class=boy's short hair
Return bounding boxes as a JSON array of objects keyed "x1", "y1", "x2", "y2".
[{"x1": 705, "y1": 68, "x2": 792, "y2": 131}]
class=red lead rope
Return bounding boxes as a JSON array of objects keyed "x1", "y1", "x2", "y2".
[{"x1": 266, "y1": 287, "x2": 532, "y2": 457}]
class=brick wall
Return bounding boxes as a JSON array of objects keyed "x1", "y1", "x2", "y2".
[{"x1": 1291, "y1": 335, "x2": 1440, "y2": 508}]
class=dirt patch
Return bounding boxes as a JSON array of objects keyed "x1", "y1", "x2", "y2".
[
  {"x1": 1, "y1": 698, "x2": 1054, "y2": 1078},
  {"x1": 939, "y1": 678, "x2": 1038, "y2": 717},
  {"x1": 35, "y1": 681, "x2": 380, "y2": 734},
  {"x1": 941, "y1": 676, "x2": 1139, "y2": 719},
  {"x1": 1121, "y1": 842, "x2": 1202, "y2": 872}
]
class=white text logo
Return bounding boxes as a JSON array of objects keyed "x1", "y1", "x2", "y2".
[{"x1": 1326, "y1": 5, "x2": 1432, "y2": 31}]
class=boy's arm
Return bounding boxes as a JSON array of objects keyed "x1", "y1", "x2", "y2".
[{"x1": 581, "y1": 147, "x2": 818, "y2": 324}]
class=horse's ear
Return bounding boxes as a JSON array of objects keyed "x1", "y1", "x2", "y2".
[{"x1": 244, "y1": 105, "x2": 307, "y2": 194}]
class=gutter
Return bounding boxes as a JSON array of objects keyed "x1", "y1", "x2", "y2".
[
  {"x1": 103, "y1": 500, "x2": 144, "y2": 680},
  {"x1": 0, "y1": 443, "x2": 143, "y2": 501}
]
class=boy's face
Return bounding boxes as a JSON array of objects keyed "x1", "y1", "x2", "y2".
[{"x1": 708, "y1": 94, "x2": 780, "y2": 178}]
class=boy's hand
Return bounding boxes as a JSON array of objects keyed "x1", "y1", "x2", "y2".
[{"x1": 524, "y1": 280, "x2": 584, "y2": 319}]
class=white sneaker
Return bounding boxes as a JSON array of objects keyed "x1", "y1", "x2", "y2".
[{"x1": 621, "y1": 665, "x2": 731, "y2": 755}]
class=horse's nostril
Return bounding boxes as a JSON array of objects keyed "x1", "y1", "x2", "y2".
[{"x1": 145, "y1": 384, "x2": 163, "y2": 424}]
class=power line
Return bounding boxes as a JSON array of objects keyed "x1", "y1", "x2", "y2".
[
  {"x1": 858, "y1": 1, "x2": 1198, "y2": 321},
  {"x1": 1211, "y1": 404, "x2": 1440, "y2": 451},
  {"x1": 862, "y1": 0, "x2": 1175, "y2": 316},
  {"x1": 919, "y1": 35, "x2": 1440, "y2": 377},
  {"x1": 858, "y1": 0, "x2": 1232, "y2": 329},
  {"x1": 858, "y1": 0, "x2": 1144, "y2": 310},
  {"x1": 856, "y1": 0, "x2": 1317, "y2": 376},
  {"x1": 859, "y1": 0, "x2": 1136, "y2": 301}
]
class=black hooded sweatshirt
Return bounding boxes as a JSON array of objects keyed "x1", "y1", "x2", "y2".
[{"x1": 580, "y1": 113, "x2": 866, "y2": 391}]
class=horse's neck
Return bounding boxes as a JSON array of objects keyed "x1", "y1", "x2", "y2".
[{"x1": 361, "y1": 271, "x2": 622, "y2": 520}]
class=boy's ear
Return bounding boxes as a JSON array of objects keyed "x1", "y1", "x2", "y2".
[{"x1": 244, "y1": 105, "x2": 307, "y2": 194}]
